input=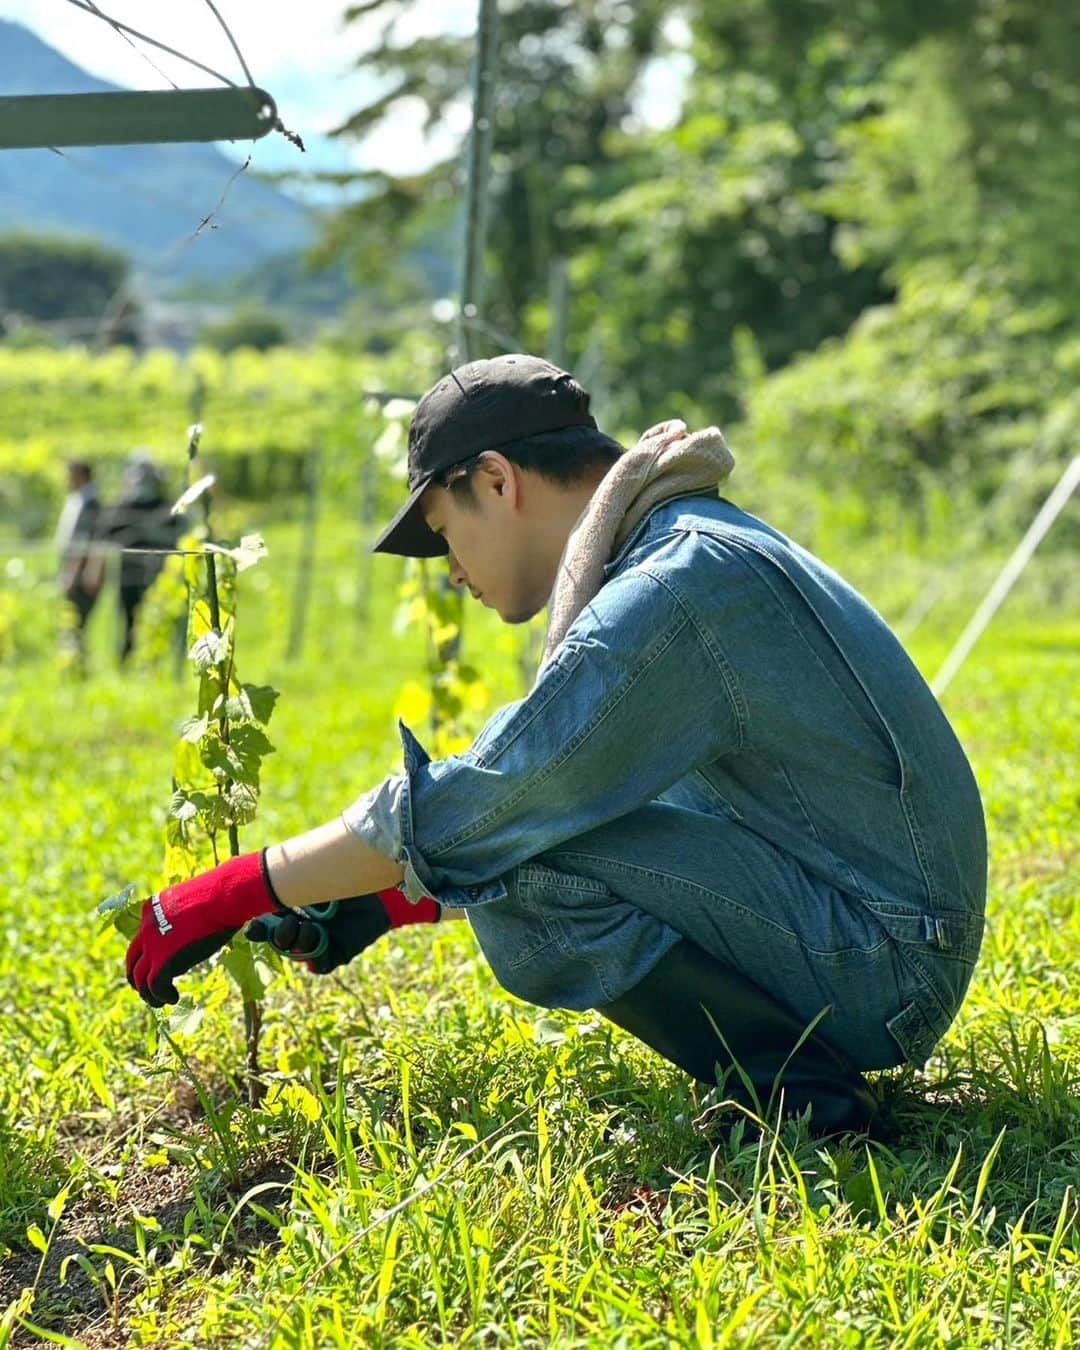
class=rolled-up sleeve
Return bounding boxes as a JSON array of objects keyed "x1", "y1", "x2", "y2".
[{"x1": 343, "y1": 549, "x2": 745, "y2": 908}]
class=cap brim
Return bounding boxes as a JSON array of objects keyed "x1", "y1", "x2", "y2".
[{"x1": 371, "y1": 476, "x2": 449, "y2": 558}]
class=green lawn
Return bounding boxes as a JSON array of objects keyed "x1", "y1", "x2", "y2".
[{"x1": 0, "y1": 522, "x2": 1077, "y2": 1347}]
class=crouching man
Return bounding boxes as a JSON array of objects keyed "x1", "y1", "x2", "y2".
[{"x1": 124, "y1": 355, "x2": 987, "y2": 1135}]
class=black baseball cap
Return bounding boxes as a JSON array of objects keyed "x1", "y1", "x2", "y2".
[{"x1": 372, "y1": 353, "x2": 611, "y2": 558}]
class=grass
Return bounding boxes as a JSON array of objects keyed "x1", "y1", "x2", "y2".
[{"x1": 0, "y1": 509, "x2": 1077, "y2": 1347}]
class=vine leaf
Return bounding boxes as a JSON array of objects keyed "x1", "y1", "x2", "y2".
[
  {"x1": 166, "y1": 998, "x2": 205, "y2": 1035},
  {"x1": 96, "y1": 883, "x2": 143, "y2": 938},
  {"x1": 224, "y1": 781, "x2": 259, "y2": 824},
  {"x1": 206, "y1": 533, "x2": 268, "y2": 573},
  {"x1": 179, "y1": 713, "x2": 210, "y2": 744},
  {"x1": 220, "y1": 938, "x2": 267, "y2": 1003},
  {"x1": 171, "y1": 473, "x2": 216, "y2": 516},
  {"x1": 200, "y1": 736, "x2": 246, "y2": 782},
  {"x1": 189, "y1": 625, "x2": 231, "y2": 672},
  {"x1": 234, "y1": 683, "x2": 279, "y2": 724},
  {"x1": 230, "y1": 722, "x2": 275, "y2": 762}
]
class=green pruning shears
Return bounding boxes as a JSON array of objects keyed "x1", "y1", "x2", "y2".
[
  {"x1": 293, "y1": 902, "x2": 339, "y2": 960},
  {"x1": 248, "y1": 901, "x2": 339, "y2": 961},
  {"x1": 247, "y1": 896, "x2": 396, "y2": 974}
]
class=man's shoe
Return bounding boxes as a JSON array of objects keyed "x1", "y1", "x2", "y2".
[{"x1": 597, "y1": 939, "x2": 878, "y2": 1135}]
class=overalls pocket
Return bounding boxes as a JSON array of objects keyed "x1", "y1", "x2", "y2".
[{"x1": 859, "y1": 895, "x2": 984, "y2": 1058}]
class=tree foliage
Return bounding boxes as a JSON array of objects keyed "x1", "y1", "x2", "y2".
[
  {"x1": 320, "y1": 0, "x2": 1078, "y2": 499},
  {"x1": 325, "y1": 0, "x2": 671, "y2": 347},
  {"x1": 200, "y1": 308, "x2": 290, "y2": 354},
  {"x1": 0, "y1": 233, "x2": 135, "y2": 340}
]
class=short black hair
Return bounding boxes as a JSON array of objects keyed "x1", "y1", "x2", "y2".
[
  {"x1": 67, "y1": 459, "x2": 93, "y2": 481},
  {"x1": 437, "y1": 425, "x2": 623, "y2": 507}
]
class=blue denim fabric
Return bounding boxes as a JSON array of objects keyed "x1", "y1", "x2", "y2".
[{"x1": 344, "y1": 493, "x2": 987, "y2": 1069}]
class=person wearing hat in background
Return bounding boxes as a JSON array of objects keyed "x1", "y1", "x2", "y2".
[
  {"x1": 101, "y1": 450, "x2": 183, "y2": 665},
  {"x1": 122, "y1": 355, "x2": 987, "y2": 1135},
  {"x1": 55, "y1": 458, "x2": 105, "y2": 663}
]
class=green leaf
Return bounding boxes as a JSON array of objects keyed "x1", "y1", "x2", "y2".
[
  {"x1": 96, "y1": 883, "x2": 144, "y2": 938},
  {"x1": 230, "y1": 723, "x2": 275, "y2": 760},
  {"x1": 168, "y1": 790, "x2": 199, "y2": 824},
  {"x1": 46, "y1": 1185, "x2": 71, "y2": 1225},
  {"x1": 532, "y1": 1016, "x2": 567, "y2": 1046},
  {"x1": 201, "y1": 726, "x2": 275, "y2": 788},
  {"x1": 166, "y1": 998, "x2": 205, "y2": 1036},
  {"x1": 197, "y1": 670, "x2": 222, "y2": 718},
  {"x1": 84, "y1": 1060, "x2": 115, "y2": 1111},
  {"x1": 189, "y1": 625, "x2": 231, "y2": 673},
  {"x1": 206, "y1": 532, "x2": 268, "y2": 573},
  {"x1": 224, "y1": 781, "x2": 259, "y2": 824},
  {"x1": 26, "y1": 1222, "x2": 48, "y2": 1254},
  {"x1": 199, "y1": 794, "x2": 233, "y2": 833},
  {"x1": 200, "y1": 736, "x2": 245, "y2": 782},
  {"x1": 97, "y1": 882, "x2": 138, "y2": 919},
  {"x1": 220, "y1": 937, "x2": 266, "y2": 1003},
  {"x1": 239, "y1": 683, "x2": 279, "y2": 724},
  {"x1": 178, "y1": 713, "x2": 210, "y2": 744},
  {"x1": 171, "y1": 473, "x2": 216, "y2": 516},
  {"x1": 223, "y1": 690, "x2": 254, "y2": 722}
]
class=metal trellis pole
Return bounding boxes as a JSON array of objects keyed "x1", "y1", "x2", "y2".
[
  {"x1": 456, "y1": 0, "x2": 500, "y2": 365},
  {"x1": 0, "y1": 88, "x2": 277, "y2": 149},
  {"x1": 286, "y1": 448, "x2": 321, "y2": 662},
  {"x1": 435, "y1": 0, "x2": 501, "y2": 697},
  {"x1": 931, "y1": 455, "x2": 1080, "y2": 697}
]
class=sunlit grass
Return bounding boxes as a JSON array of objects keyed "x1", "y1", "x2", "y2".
[{"x1": 0, "y1": 516, "x2": 1076, "y2": 1347}]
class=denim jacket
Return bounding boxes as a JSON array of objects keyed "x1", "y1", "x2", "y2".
[{"x1": 345, "y1": 493, "x2": 987, "y2": 943}]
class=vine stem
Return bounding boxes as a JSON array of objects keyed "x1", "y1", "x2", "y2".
[{"x1": 204, "y1": 489, "x2": 261, "y2": 1106}]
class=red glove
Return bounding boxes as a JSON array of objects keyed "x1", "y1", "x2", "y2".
[{"x1": 125, "y1": 850, "x2": 285, "y2": 1008}]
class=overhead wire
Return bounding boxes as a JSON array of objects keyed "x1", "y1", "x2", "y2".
[
  {"x1": 38, "y1": 1, "x2": 314, "y2": 341},
  {"x1": 37, "y1": 145, "x2": 267, "y2": 253},
  {"x1": 62, "y1": 0, "x2": 239, "y2": 87},
  {"x1": 200, "y1": 0, "x2": 257, "y2": 87},
  {"x1": 81, "y1": 0, "x2": 180, "y2": 90},
  {"x1": 14, "y1": 5, "x2": 494, "y2": 422}
]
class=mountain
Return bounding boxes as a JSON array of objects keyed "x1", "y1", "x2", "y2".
[{"x1": 0, "y1": 20, "x2": 317, "y2": 282}]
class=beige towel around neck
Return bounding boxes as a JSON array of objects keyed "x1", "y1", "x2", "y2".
[{"x1": 540, "y1": 419, "x2": 735, "y2": 670}]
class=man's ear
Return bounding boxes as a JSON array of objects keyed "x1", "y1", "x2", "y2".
[{"x1": 480, "y1": 452, "x2": 517, "y2": 502}]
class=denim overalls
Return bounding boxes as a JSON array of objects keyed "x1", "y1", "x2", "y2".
[{"x1": 345, "y1": 493, "x2": 987, "y2": 1070}]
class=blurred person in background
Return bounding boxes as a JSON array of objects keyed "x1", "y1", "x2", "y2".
[
  {"x1": 101, "y1": 450, "x2": 180, "y2": 665},
  {"x1": 55, "y1": 458, "x2": 104, "y2": 662}
]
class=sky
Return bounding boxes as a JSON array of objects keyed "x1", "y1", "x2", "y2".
[
  {"x1": 0, "y1": 0, "x2": 480, "y2": 192},
  {"x1": 0, "y1": 1, "x2": 690, "y2": 201}
]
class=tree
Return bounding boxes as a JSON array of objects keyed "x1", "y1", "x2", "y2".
[
  {"x1": 320, "y1": 0, "x2": 1078, "y2": 466},
  {"x1": 322, "y1": 1, "x2": 893, "y2": 426},
  {"x1": 0, "y1": 234, "x2": 134, "y2": 338},
  {"x1": 200, "y1": 308, "x2": 290, "y2": 353},
  {"x1": 322, "y1": 0, "x2": 670, "y2": 354}
]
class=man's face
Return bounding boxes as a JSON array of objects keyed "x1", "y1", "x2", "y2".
[{"x1": 420, "y1": 456, "x2": 547, "y2": 625}]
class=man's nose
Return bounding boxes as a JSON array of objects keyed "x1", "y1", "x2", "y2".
[{"x1": 447, "y1": 554, "x2": 469, "y2": 589}]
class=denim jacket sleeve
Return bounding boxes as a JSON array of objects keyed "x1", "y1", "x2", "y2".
[{"x1": 342, "y1": 535, "x2": 745, "y2": 908}]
